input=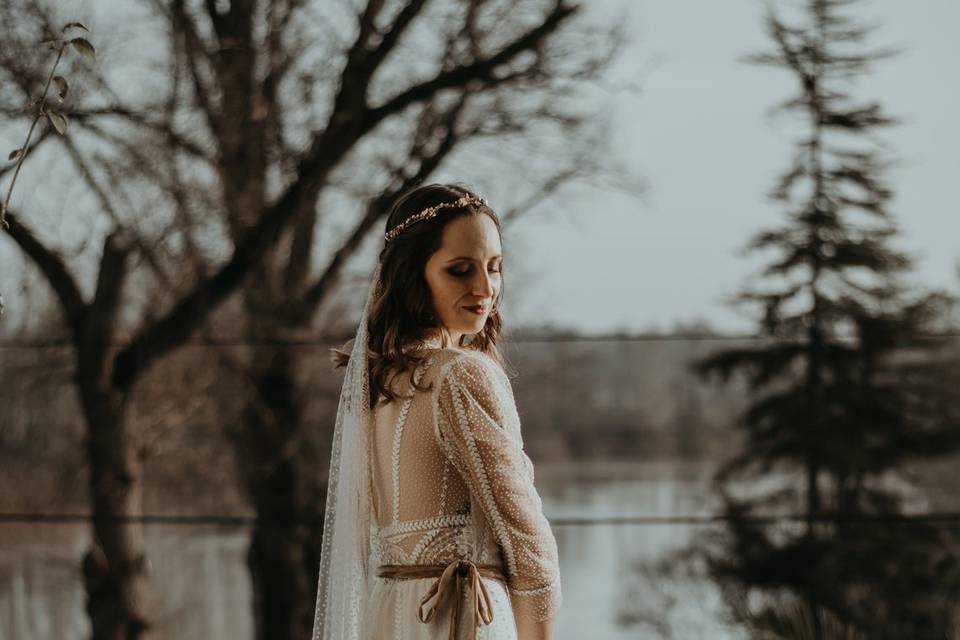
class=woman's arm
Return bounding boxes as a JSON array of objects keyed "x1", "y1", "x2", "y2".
[
  {"x1": 512, "y1": 601, "x2": 556, "y2": 640},
  {"x1": 433, "y1": 353, "x2": 562, "y2": 631}
]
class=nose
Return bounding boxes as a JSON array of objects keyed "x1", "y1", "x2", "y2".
[{"x1": 472, "y1": 268, "x2": 496, "y2": 300}]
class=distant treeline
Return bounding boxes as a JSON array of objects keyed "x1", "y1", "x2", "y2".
[{"x1": 4, "y1": 333, "x2": 956, "y2": 516}]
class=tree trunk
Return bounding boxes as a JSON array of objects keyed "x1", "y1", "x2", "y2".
[
  {"x1": 233, "y1": 339, "x2": 322, "y2": 640},
  {"x1": 77, "y1": 379, "x2": 148, "y2": 640}
]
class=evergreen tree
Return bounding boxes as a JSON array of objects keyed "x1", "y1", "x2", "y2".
[{"x1": 695, "y1": 1, "x2": 960, "y2": 636}]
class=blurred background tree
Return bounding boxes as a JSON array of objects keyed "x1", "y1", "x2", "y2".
[
  {"x1": 694, "y1": 0, "x2": 960, "y2": 637},
  {"x1": 0, "y1": 1, "x2": 632, "y2": 638}
]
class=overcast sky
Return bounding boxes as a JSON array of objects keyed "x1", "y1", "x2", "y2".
[
  {"x1": 500, "y1": 0, "x2": 960, "y2": 335},
  {"x1": 2, "y1": 1, "x2": 956, "y2": 338}
]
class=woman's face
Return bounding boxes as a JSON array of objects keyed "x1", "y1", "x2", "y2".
[{"x1": 423, "y1": 213, "x2": 502, "y2": 345}]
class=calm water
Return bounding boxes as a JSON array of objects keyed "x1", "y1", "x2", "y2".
[
  {"x1": 539, "y1": 459, "x2": 745, "y2": 640},
  {"x1": 1, "y1": 459, "x2": 751, "y2": 640}
]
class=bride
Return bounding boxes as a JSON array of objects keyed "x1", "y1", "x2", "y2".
[{"x1": 312, "y1": 184, "x2": 562, "y2": 640}]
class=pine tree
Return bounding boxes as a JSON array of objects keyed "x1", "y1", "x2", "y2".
[{"x1": 695, "y1": 1, "x2": 960, "y2": 636}]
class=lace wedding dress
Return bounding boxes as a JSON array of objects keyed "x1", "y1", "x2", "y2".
[{"x1": 364, "y1": 347, "x2": 562, "y2": 640}]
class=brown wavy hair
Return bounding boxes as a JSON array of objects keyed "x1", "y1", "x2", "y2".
[{"x1": 332, "y1": 183, "x2": 507, "y2": 409}]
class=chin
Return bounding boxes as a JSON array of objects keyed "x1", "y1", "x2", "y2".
[{"x1": 448, "y1": 323, "x2": 482, "y2": 340}]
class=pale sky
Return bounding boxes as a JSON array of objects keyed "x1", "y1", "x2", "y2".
[
  {"x1": 2, "y1": 1, "x2": 957, "y2": 338},
  {"x1": 501, "y1": 0, "x2": 960, "y2": 335}
]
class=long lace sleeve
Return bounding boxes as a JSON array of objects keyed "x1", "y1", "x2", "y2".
[{"x1": 432, "y1": 353, "x2": 562, "y2": 623}]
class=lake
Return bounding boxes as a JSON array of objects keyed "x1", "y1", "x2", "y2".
[
  {"x1": 1, "y1": 458, "x2": 747, "y2": 640},
  {"x1": 5, "y1": 437, "x2": 957, "y2": 640}
]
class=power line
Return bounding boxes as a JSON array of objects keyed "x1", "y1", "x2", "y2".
[
  {"x1": 1, "y1": 332, "x2": 958, "y2": 349},
  {"x1": 2, "y1": 511, "x2": 959, "y2": 527}
]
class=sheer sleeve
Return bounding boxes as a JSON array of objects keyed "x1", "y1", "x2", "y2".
[{"x1": 432, "y1": 353, "x2": 562, "y2": 624}]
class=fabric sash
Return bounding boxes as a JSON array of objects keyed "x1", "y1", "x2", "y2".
[{"x1": 376, "y1": 559, "x2": 507, "y2": 640}]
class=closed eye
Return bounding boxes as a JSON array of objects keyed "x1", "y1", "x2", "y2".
[{"x1": 449, "y1": 265, "x2": 502, "y2": 277}]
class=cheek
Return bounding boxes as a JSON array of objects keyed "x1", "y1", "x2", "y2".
[
  {"x1": 427, "y1": 272, "x2": 460, "y2": 305},
  {"x1": 443, "y1": 277, "x2": 469, "y2": 302}
]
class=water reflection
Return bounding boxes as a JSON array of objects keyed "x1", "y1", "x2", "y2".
[
  {"x1": 9, "y1": 457, "x2": 954, "y2": 639},
  {"x1": 2, "y1": 459, "x2": 742, "y2": 640},
  {"x1": 0, "y1": 524, "x2": 252, "y2": 640},
  {"x1": 539, "y1": 460, "x2": 743, "y2": 639}
]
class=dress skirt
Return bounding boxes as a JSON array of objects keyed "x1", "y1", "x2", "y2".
[{"x1": 365, "y1": 574, "x2": 518, "y2": 640}]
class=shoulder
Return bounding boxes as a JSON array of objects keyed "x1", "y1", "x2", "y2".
[
  {"x1": 428, "y1": 349, "x2": 514, "y2": 416},
  {"x1": 407, "y1": 347, "x2": 509, "y2": 399},
  {"x1": 428, "y1": 349, "x2": 526, "y2": 454},
  {"x1": 430, "y1": 348, "x2": 505, "y2": 386}
]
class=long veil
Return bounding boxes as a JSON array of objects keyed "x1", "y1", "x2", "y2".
[{"x1": 311, "y1": 263, "x2": 381, "y2": 640}]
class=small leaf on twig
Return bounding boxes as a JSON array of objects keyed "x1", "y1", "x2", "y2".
[
  {"x1": 47, "y1": 110, "x2": 68, "y2": 135},
  {"x1": 62, "y1": 22, "x2": 89, "y2": 33},
  {"x1": 8, "y1": 148, "x2": 22, "y2": 161},
  {"x1": 53, "y1": 76, "x2": 69, "y2": 101},
  {"x1": 69, "y1": 38, "x2": 96, "y2": 61}
]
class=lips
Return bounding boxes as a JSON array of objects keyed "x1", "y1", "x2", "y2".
[{"x1": 463, "y1": 304, "x2": 488, "y2": 315}]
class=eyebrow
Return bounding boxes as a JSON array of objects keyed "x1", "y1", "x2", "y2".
[{"x1": 446, "y1": 255, "x2": 502, "y2": 263}]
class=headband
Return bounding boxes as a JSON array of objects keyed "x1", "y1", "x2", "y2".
[{"x1": 384, "y1": 195, "x2": 488, "y2": 243}]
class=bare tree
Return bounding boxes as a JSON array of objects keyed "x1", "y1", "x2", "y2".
[
  {"x1": 158, "y1": 2, "x2": 630, "y2": 638},
  {"x1": 1, "y1": 1, "x2": 630, "y2": 638}
]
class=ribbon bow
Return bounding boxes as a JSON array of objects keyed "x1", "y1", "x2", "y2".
[{"x1": 416, "y1": 559, "x2": 496, "y2": 640}]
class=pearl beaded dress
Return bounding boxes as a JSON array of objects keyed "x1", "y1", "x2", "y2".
[{"x1": 365, "y1": 347, "x2": 562, "y2": 639}]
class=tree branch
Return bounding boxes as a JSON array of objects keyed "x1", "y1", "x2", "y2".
[
  {"x1": 3, "y1": 211, "x2": 87, "y2": 338},
  {"x1": 74, "y1": 106, "x2": 212, "y2": 164},
  {"x1": 171, "y1": 0, "x2": 223, "y2": 145},
  {"x1": 109, "y1": 0, "x2": 580, "y2": 389},
  {"x1": 59, "y1": 136, "x2": 179, "y2": 295},
  {"x1": 295, "y1": 93, "x2": 469, "y2": 324},
  {"x1": 278, "y1": 0, "x2": 428, "y2": 298},
  {"x1": 366, "y1": 0, "x2": 430, "y2": 74},
  {"x1": 110, "y1": 161, "x2": 316, "y2": 388},
  {"x1": 78, "y1": 230, "x2": 132, "y2": 383},
  {"x1": 203, "y1": 0, "x2": 227, "y2": 43},
  {"x1": 365, "y1": 2, "x2": 578, "y2": 129}
]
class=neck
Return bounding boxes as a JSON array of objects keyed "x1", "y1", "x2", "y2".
[{"x1": 421, "y1": 328, "x2": 461, "y2": 350}]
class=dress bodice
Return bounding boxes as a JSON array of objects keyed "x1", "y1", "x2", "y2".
[
  {"x1": 369, "y1": 511, "x2": 506, "y2": 569},
  {"x1": 366, "y1": 348, "x2": 561, "y2": 625}
]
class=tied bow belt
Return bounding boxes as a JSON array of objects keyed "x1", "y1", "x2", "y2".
[{"x1": 377, "y1": 559, "x2": 507, "y2": 640}]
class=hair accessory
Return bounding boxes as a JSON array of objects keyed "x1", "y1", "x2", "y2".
[{"x1": 384, "y1": 195, "x2": 488, "y2": 243}]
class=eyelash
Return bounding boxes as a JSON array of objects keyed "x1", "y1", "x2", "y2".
[{"x1": 450, "y1": 266, "x2": 501, "y2": 277}]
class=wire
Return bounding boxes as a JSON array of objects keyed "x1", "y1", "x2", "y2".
[
  {"x1": 1, "y1": 332, "x2": 959, "y2": 348},
  {"x1": 1, "y1": 511, "x2": 958, "y2": 527}
]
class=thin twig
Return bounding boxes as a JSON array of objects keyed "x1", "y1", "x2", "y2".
[{"x1": 1, "y1": 46, "x2": 65, "y2": 229}]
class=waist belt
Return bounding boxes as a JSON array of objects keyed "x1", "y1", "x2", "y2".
[{"x1": 377, "y1": 559, "x2": 507, "y2": 640}]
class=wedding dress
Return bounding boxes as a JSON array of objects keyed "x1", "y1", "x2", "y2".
[{"x1": 364, "y1": 347, "x2": 562, "y2": 639}]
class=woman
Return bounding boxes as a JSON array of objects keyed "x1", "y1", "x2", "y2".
[{"x1": 312, "y1": 184, "x2": 562, "y2": 640}]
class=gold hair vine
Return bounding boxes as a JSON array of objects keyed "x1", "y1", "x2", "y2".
[{"x1": 384, "y1": 195, "x2": 488, "y2": 243}]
